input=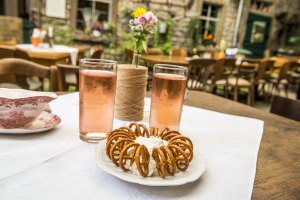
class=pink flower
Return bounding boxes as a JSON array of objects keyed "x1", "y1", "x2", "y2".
[
  {"x1": 139, "y1": 16, "x2": 147, "y2": 24},
  {"x1": 133, "y1": 18, "x2": 140, "y2": 24},
  {"x1": 152, "y1": 15, "x2": 158, "y2": 23},
  {"x1": 144, "y1": 11, "x2": 153, "y2": 22}
]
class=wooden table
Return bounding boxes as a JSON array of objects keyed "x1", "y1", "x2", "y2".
[
  {"x1": 184, "y1": 91, "x2": 300, "y2": 199},
  {"x1": 141, "y1": 55, "x2": 189, "y2": 66},
  {"x1": 26, "y1": 45, "x2": 89, "y2": 66},
  {"x1": 141, "y1": 55, "x2": 260, "y2": 69},
  {"x1": 1, "y1": 44, "x2": 90, "y2": 66}
]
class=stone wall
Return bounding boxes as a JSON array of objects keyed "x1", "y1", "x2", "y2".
[{"x1": 269, "y1": 0, "x2": 300, "y2": 52}]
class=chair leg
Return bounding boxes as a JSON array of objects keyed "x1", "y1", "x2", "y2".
[
  {"x1": 248, "y1": 86, "x2": 255, "y2": 106},
  {"x1": 224, "y1": 85, "x2": 229, "y2": 99},
  {"x1": 234, "y1": 86, "x2": 238, "y2": 102},
  {"x1": 285, "y1": 84, "x2": 289, "y2": 98}
]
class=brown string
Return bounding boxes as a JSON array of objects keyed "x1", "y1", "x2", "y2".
[{"x1": 115, "y1": 64, "x2": 148, "y2": 121}]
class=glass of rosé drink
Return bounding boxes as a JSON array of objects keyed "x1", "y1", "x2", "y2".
[
  {"x1": 79, "y1": 59, "x2": 117, "y2": 142},
  {"x1": 150, "y1": 64, "x2": 188, "y2": 131}
]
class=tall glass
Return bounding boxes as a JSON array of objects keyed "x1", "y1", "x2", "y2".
[
  {"x1": 79, "y1": 59, "x2": 117, "y2": 142},
  {"x1": 150, "y1": 64, "x2": 188, "y2": 131}
]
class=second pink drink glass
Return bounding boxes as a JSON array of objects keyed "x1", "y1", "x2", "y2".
[{"x1": 150, "y1": 64, "x2": 188, "y2": 131}]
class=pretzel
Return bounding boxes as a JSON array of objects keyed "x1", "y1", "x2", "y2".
[
  {"x1": 159, "y1": 146, "x2": 177, "y2": 176},
  {"x1": 152, "y1": 147, "x2": 167, "y2": 178},
  {"x1": 119, "y1": 142, "x2": 140, "y2": 172},
  {"x1": 150, "y1": 127, "x2": 159, "y2": 137},
  {"x1": 109, "y1": 139, "x2": 133, "y2": 166},
  {"x1": 106, "y1": 130, "x2": 134, "y2": 158},
  {"x1": 160, "y1": 130, "x2": 181, "y2": 141},
  {"x1": 129, "y1": 122, "x2": 150, "y2": 137},
  {"x1": 168, "y1": 144, "x2": 189, "y2": 171},
  {"x1": 134, "y1": 145, "x2": 150, "y2": 177}
]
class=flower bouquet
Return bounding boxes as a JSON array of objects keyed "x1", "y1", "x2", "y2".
[{"x1": 129, "y1": 8, "x2": 158, "y2": 67}]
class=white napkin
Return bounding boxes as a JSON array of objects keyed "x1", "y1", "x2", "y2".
[{"x1": 0, "y1": 93, "x2": 264, "y2": 200}]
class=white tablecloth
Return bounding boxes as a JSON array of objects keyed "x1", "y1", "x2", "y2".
[
  {"x1": 17, "y1": 44, "x2": 78, "y2": 65},
  {"x1": 0, "y1": 93, "x2": 264, "y2": 200}
]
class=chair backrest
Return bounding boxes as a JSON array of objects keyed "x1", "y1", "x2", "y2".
[
  {"x1": 146, "y1": 48, "x2": 163, "y2": 55},
  {"x1": 172, "y1": 48, "x2": 187, "y2": 57},
  {"x1": 277, "y1": 61, "x2": 291, "y2": 82},
  {"x1": 188, "y1": 58, "x2": 216, "y2": 91},
  {"x1": 255, "y1": 60, "x2": 275, "y2": 83},
  {"x1": 262, "y1": 59, "x2": 275, "y2": 72},
  {"x1": 270, "y1": 95, "x2": 300, "y2": 122},
  {"x1": 0, "y1": 58, "x2": 58, "y2": 91},
  {"x1": 125, "y1": 48, "x2": 134, "y2": 64},
  {"x1": 56, "y1": 64, "x2": 79, "y2": 91},
  {"x1": 15, "y1": 49, "x2": 31, "y2": 60},
  {"x1": 286, "y1": 61, "x2": 300, "y2": 72},
  {"x1": 0, "y1": 47, "x2": 15, "y2": 59},
  {"x1": 89, "y1": 46, "x2": 103, "y2": 59},
  {"x1": 213, "y1": 58, "x2": 236, "y2": 83}
]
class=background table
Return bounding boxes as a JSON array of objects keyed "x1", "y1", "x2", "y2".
[
  {"x1": 184, "y1": 91, "x2": 300, "y2": 199},
  {"x1": 141, "y1": 55, "x2": 189, "y2": 66},
  {"x1": 7, "y1": 44, "x2": 90, "y2": 66}
]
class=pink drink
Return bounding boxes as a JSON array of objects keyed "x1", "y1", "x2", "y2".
[
  {"x1": 150, "y1": 73, "x2": 187, "y2": 130},
  {"x1": 79, "y1": 69, "x2": 117, "y2": 140}
]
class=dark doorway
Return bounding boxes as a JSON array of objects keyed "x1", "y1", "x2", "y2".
[
  {"x1": 0, "y1": 0, "x2": 5, "y2": 15},
  {"x1": 243, "y1": 13, "x2": 272, "y2": 58}
]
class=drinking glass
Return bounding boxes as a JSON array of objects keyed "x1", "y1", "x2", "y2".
[
  {"x1": 79, "y1": 59, "x2": 117, "y2": 142},
  {"x1": 150, "y1": 64, "x2": 188, "y2": 131}
]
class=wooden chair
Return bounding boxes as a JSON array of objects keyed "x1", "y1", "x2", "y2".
[
  {"x1": 172, "y1": 48, "x2": 187, "y2": 57},
  {"x1": 270, "y1": 95, "x2": 300, "y2": 122},
  {"x1": 146, "y1": 48, "x2": 163, "y2": 55},
  {"x1": 88, "y1": 46, "x2": 104, "y2": 59},
  {"x1": 15, "y1": 49, "x2": 31, "y2": 60},
  {"x1": 207, "y1": 58, "x2": 236, "y2": 97},
  {"x1": 187, "y1": 58, "x2": 216, "y2": 91},
  {"x1": 0, "y1": 58, "x2": 58, "y2": 91},
  {"x1": 56, "y1": 64, "x2": 79, "y2": 91},
  {"x1": 125, "y1": 48, "x2": 134, "y2": 64},
  {"x1": 0, "y1": 47, "x2": 15, "y2": 59},
  {"x1": 268, "y1": 61, "x2": 292, "y2": 97}
]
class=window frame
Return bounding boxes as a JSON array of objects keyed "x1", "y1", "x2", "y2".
[
  {"x1": 200, "y1": 3, "x2": 219, "y2": 36},
  {"x1": 87, "y1": 0, "x2": 112, "y2": 23}
]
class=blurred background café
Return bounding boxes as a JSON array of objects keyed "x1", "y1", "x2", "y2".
[{"x1": 0, "y1": 0, "x2": 299, "y2": 119}]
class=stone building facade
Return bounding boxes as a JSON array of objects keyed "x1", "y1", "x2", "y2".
[
  {"x1": 26, "y1": 0, "x2": 241, "y2": 49},
  {"x1": 3, "y1": 0, "x2": 300, "y2": 55}
]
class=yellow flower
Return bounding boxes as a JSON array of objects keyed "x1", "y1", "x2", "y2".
[{"x1": 133, "y1": 7, "x2": 147, "y2": 18}]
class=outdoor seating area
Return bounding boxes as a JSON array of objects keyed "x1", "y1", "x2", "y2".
[{"x1": 0, "y1": 0, "x2": 299, "y2": 200}]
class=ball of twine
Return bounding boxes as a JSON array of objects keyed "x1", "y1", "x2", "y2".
[{"x1": 115, "y1": 64, "x2": 148, "y2": 121}]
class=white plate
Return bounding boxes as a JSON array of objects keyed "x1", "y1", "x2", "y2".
[
  {"x1": 0, "y1": 111, "x2": 61, "y2": 134},
  {"x1": 95, "y1": 139, "x2": 206, "y2": 186}
]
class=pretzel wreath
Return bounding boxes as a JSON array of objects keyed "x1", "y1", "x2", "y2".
[{"x1": 106, "y1": 122, "x2": 193, "y2": 178}]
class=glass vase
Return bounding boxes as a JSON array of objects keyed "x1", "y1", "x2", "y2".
[{"x1": 132, "y1": 53, "x2": 141, "y2": 67}]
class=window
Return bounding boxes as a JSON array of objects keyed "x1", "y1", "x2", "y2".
[
  {"x1": 76, "y1": 0, "x2": 112, "y2": 31},
  {"x1": 200, "y1": 3, "x2": 219, "y2": 37}
]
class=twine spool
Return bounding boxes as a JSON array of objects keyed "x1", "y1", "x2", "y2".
[{"x1": 115, "y1": 64, "x2": 148, "y2": 121}]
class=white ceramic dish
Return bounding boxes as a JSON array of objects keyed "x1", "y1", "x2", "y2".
[
  {"x1": 0, "y1": 111, "x2": 61, "y2": 134},
  {"x1": 95, "y1": 139, "x2": 206, "y2": 186}
]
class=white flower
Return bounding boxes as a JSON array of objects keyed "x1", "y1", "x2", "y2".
[
  {"x1": 129, "y1": 19, "x2": 134, "y2": 25},
  {"x1": 130, "y1": 26, "x2": 135, "y2": 31},
  {"x1": 135, "y1": 24, "x2": 143, "y2": 31}
]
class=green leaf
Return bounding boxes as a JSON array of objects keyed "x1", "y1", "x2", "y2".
[{"x1": 142, "y1": 40, "x2": 148, "y2": 53}]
